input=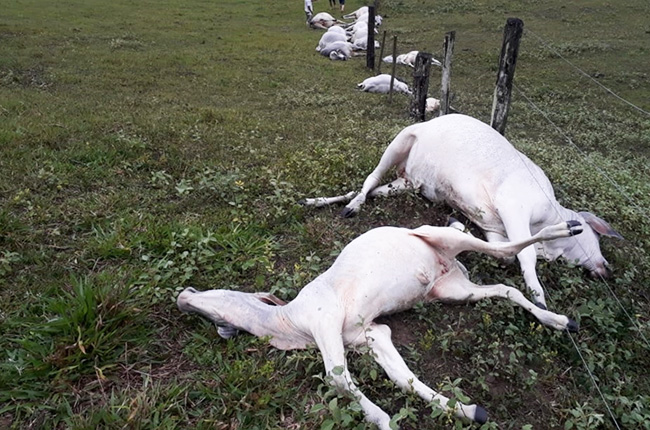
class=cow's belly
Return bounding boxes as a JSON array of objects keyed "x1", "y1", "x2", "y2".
[{"x1": 410, "y1": 169, "x2": 506, "y2": 235}]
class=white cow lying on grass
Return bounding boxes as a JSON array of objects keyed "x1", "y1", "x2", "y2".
[
  {"x1": 309, "y1": 12, "x2": 344, "y2": 29},
  {"x1": 343, "y1": 6, "x2": 369, "y2": 20},
  {"x1": 426, "y1": 97, "x2": 441, "y2": 113},
  {"x1": 383, "y1": 50, "x2": 442, "y2": 68},
  {"x1": 301, "y1": 114, "x2": 622, "y2": 309},
  {"x1": 316, "y1": 29, "x2": 348, "y2": 52},
  {"x1": 319, "y1": 40, "x2": 354, "y2": 60},
  {"x1": 357, "y1": 74, "x2": 411, "y2": 95},
  {"x1": 177, "y1": 221, "x2": 582, "y2": 430},
  {"x1": 345, "y1": 10, "x2": 383, "y2": 27}
]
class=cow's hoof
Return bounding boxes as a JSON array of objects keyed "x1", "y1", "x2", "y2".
[
  {"x1": 535, "y1": 302, "x2": 547, "y2": 311},
  {"x1": 297, "y1": 199, "x2": 307, "y2": 206},
  {"x1": 340, "y1": 207, "x2": 357, "y2": 218},
  {"x1": 447, "y1": 217, "x2": 459, "y2": 226},
  {"x1": 567, "y1": 319, "x2": 579, "y2": 333},
  {"x1": 567, "y1": 220, "x2": 583, "y2": 236},
  {"x1": 474, "y1": 406, "x2": 488, "y2": 424}
]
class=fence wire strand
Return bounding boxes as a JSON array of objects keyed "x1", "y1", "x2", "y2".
[
  {"x1": 536, "y1": 275, "x2": 623, "y2": 430},
  {"x1": 513, "y1": 83, "x2": 650, "y2": 350},
  {"x1": 525, "y1": 28, "x2": 650, "y2": 118},
  {"x1": 493, "y1": 27, "x2": 650, "y2": 426},
  {"x1": 512, "y1": 83, "x2": 650, "y2": 225}
]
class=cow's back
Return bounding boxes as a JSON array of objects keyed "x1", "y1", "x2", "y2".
[{"x1": 404, "y1": 114, "x2": 557, "y2": 234}]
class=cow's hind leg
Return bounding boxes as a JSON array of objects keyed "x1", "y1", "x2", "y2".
[
  {"x1": 299, "y1": 177, "x2": 412, "y2": 209},
  {"x1": 361, "y1": 323, "x2": 488, "y2": 424},
  {"x1": 431, "y1": 274, "x2": 578, "y2": 332},
  {"x1": 299, "y1": 191, "x2": 357, "y2": 208}
]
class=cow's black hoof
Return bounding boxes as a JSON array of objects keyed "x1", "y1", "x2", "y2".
[
  {"x1": 567, "y1": 319, "x2": 579, "y2": 333},
  {"x1": 474, "y1": 406, "x2": 488, "y2": 424},
  {"x1": 567, "y1": 220, "x2": 583, "y2": 236},
  {"x1": 297, "y1": 199, "x2": 307, "y2": 206},
  {"x1": 340, "y1": 207, "x2": 357, "y2": 218}
]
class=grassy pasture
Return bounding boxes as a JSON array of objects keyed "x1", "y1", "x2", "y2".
[{"x1": 1, "y1": 0, "x2": 649, "y2": 428}]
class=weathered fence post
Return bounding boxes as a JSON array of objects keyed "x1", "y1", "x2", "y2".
[
  {"x1": 377, "y1": 31, "x2": 387, "y2": 74},
  {"x1": 439, "y1": 31, "x2": 455, "y2": 116},
  {"x1": 410, "y1": 52, "x2": 432, "y2": 121},
  {"x1": 490, "y1": 18, "x2": 524, "y2": 135},
  {"x1": 389, "y1": 35, "x2": 397, "y2": 103},
  {"x1": 366, "y1": 6, "x2": 376, "y2": 70}
]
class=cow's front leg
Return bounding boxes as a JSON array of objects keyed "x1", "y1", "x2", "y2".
[
  {"x1": 313, "y1": 325, "x2": 392, "y2": 430},
  {"x1": 362, "y1": 323, "x2": 488, "y2": 425}
]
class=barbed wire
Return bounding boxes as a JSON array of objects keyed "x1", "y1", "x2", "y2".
[
  {"x1": 503, "y1": 27, "x2": 650, "y2": 427},
  {"x1": 524, "y1": 28, "x2": 650, "y2": 118},
  {"x1": 513, "y1": 83, "x2": 650, "y2": 349}
]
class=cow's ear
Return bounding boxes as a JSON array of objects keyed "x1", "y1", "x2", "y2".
[
  {"x1": 579, "y1": 212, "x2": 624, "y2": 239},
  {"x1": 256, "y1": 292, "x2": 287, "y2": 306}
]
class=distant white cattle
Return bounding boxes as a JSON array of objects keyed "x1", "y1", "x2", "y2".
[
  {"x1": 319, "y1": 41, "x2": 354, "y2": 60},
  {"x1": 357, "y1": 74, "x2": 411, "y2": 95},
  {"x1": 383, "y1": 50, "x2": 442, "y2": 68},
  {"x1": 316, "y1": 31, "x2": 347, "y2": 52},
  {"x1": 326, "y1": 25, "x2": 347, "y2": 36},
  {"x1": 426, "y1": 97, "x2": 441, "y2": 113},
  {"x1": 343, "y1": 6, "x2": 369, "y2": 20},
  {"x1": 309, "y1": 12, "x2": 343, "y2": 29},
  {"x1": 349, "y1": 27, "x2": 380, "y2": 51}
]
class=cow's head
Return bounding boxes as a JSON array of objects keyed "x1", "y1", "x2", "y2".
[
  {"x1": 554, "y1": 212, "x2": 623, "y2": 279},
  {"x1": 177, "y1": 287, "x2": 285, "y2": 339}
]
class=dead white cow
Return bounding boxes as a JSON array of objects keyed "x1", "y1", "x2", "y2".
[
  {"x1": 342, "y1": 6, "x2": 369, "y2": 20},
  {"x1": 426, "y1": 97, "x2": 441, "y2": 113},
  {"x1": 319, "y1": 40, "x2": 354, "y2": 60},
  {"x1": 383, "y1": 50, "x2": 442, "y2": 68},
  {"x1": 357, "y1": 74, "x2": 411, "y2": 95},
  {"x1": 301, "y1": 114, "x2": 622, "y2": 309},
  {"x1": 309, "y1": 12, "x2": 344, "y2": 29},
  {"x1": 316, "y1": 29, "x2": 348, "y2": 52},
  {"x1": 177, "y1": 221, "x2": 582, "y2": 430}
]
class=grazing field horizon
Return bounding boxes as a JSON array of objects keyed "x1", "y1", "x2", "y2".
[{"x1": 1, "y1": 0, "x2": 649, "y2": 428}]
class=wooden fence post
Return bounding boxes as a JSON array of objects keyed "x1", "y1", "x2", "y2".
[
  {"x1": 366, "y1": 6, "x2": 376, "y2": 70},
  {"x1": 377, "y1": 31, "x2": 387, "y2": 74},
  {"x1": 389, "y1": 35, "x2": 397, "y2": 103},
  {"x1": 490, "y1": 18, "x2": 524, "y2": 135},
  {"x1": 410, "y1": 52, "x2": 432, "y2": 121},
  {"x1": 439, "y1": 31, "x2": 455, "y2": 116}
]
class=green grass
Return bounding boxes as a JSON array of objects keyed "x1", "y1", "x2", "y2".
[{"x1": 1, "y1": 0, "x2": 649, "y2": 428}]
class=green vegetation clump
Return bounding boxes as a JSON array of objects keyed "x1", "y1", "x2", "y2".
[{"x1": 1, "y1": 0, "x2": 649, "y2": 428}]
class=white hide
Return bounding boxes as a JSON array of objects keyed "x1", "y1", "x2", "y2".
[
  {"x1": 347, "y1": 20, "x2": 370, "y2": 36},
  {"x1": 350, "y1": 26, "x2": 369, "y2": 43},
  {"x1": 350, "y1": 28, "x2": 380, "y2": 51},
  {"x1": 383, "y1": 50, "x2": 442, "y2": 68},
  {"x1": 357, "y1": 74, "x2": 411, "y2": 95},
  {"x1": 309, "y1": 12, "x2": 341, "y2": 29},
  {"x1": 319, "y1": 41, "x2": 353, "y2": 60},
  {"x1": 178, "y1": 222, "x2": 581, "y2": 430},
  {"x1": 316, "y1": 31, "x2": 347, "y2": 52},
  {"x1": 352, "y1": 37, "x2": 380, "y2": 51},
  {"x1": 326, "y1": 25, "x2": 347, "y2": 35},
  {"x1": 425, "y1": 97, "x2": 441, "y2": 113},
  {"x1": 301, "y1": 114, "x2": 622, "y2": 309},
  {"x1": 343, "y1": 6, "x2": 368, "y2": 20}
]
